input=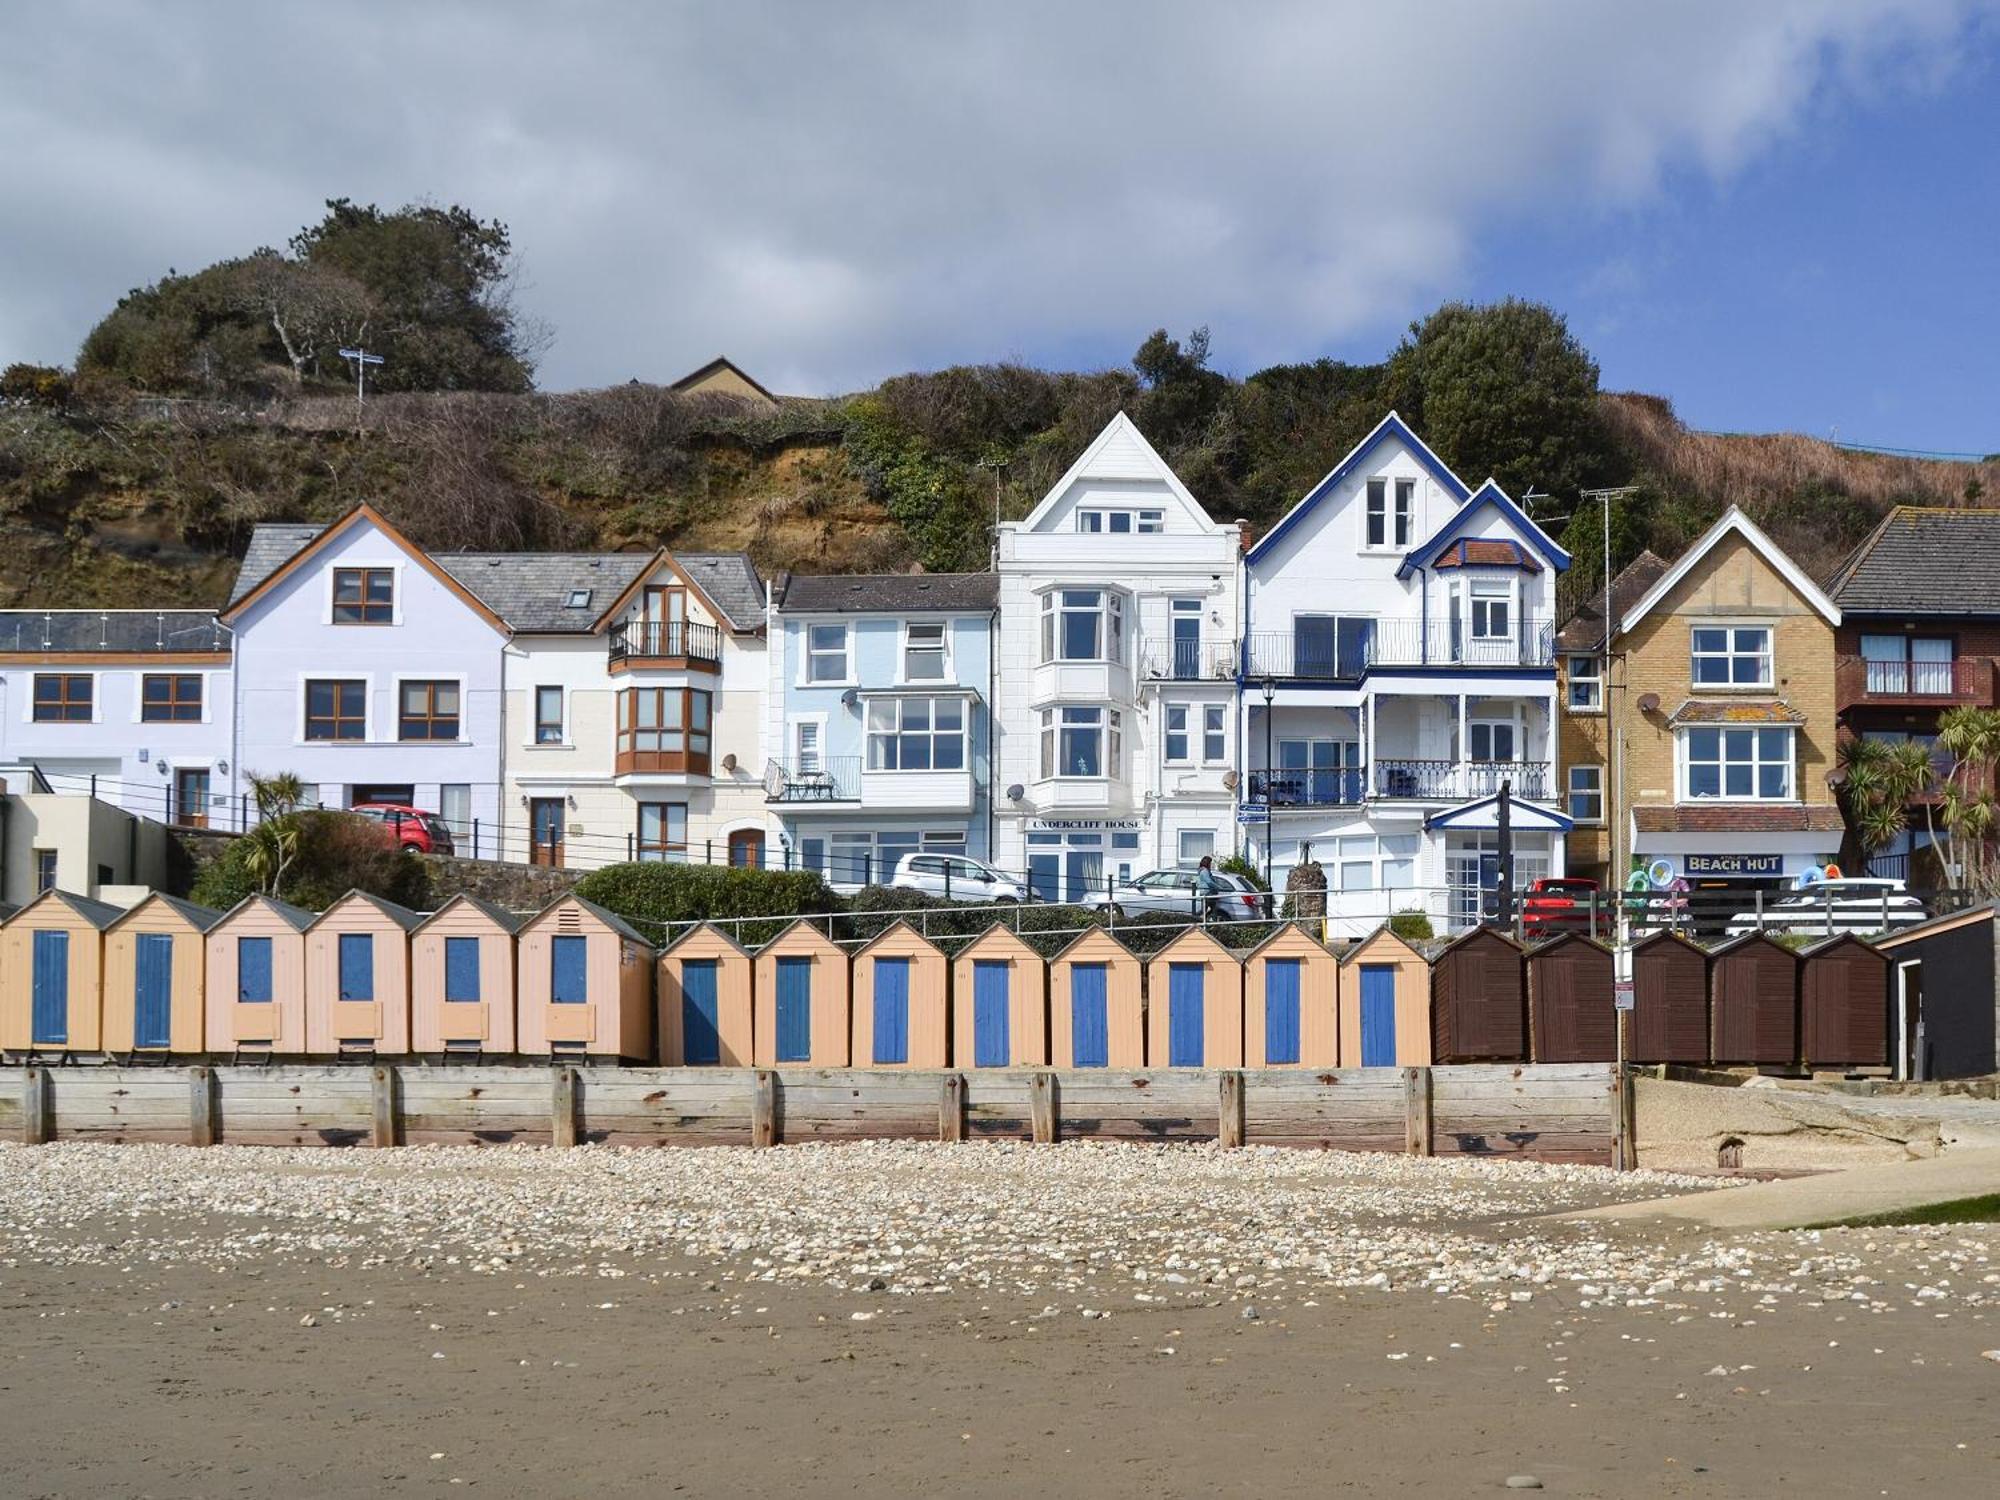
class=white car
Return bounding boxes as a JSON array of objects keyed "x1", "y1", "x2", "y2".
[
  {"x1": 1724, "y1": 877, "x2": 1928, "y2": 937},
  {"x1": 1079, "y1": 868, "x2": 1270, "y2": 923},
  {"x1": 889, "y1": 852, "x2": 1026, "y2": 904}
]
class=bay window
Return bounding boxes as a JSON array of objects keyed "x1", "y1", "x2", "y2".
[
  {"x1": 1683, "y1": 726, "x2": 1792, "y2": 801},
  {"x1": 1691, "y1": 625, "x2": 1773, "y2": 688},
  {"x1": 1040, "y1": 705, "x2": 1120, "y2": 779},
  {"x1": 1040, "y1": 588, "x2": 1124, "y2": 664},
  {"x1": 865, "y1": 695, "x2": 965, "y2": 771},
  {"x1": 616, "y1": 687, "x2": 712, "y2": 773}
]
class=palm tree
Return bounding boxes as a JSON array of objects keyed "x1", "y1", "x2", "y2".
[
  {"x1": 1836, "y1": 735, "x2": 1932, "y2": 874},
  {"x1": 1935, "y1": 707, "x2": 2000, "y2": 888},
  {"x1": 241, "y1": 770, "x2": 307, "y2": 896}
]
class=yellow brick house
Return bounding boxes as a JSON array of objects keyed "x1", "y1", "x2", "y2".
[{"x1": 1555, "y1": 507, "x2": 1844, "y2": 901}]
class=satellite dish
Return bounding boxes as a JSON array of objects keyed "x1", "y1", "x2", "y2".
[
  {"x1": 1220, "y1": 769, "x2": 1240, "y2": 791},
  {"x1": 1006, "y1": 783, "x2": 1025, "y2": 801},
  {"x1": 762, "y1": 761, "x2": 787, "y2": 798},
  {"x1": 840, "y1": 688, "x2": 860, "y2": 709},
  {"x1": 1637, "y1": 693, "x2": 1661, "y2": 714},
  {"x1": 720, "y1": 752, "x2": 738, "y2": 773}
]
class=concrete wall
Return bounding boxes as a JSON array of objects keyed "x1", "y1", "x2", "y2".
[{"x1": 1, "y1": 791, "x2": 168, "y2": 905}]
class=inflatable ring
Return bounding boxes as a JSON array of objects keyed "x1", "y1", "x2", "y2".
[
  {"x1": 1625, "y1": 869, "x2": 1652, "y2": 893},
  {"x1": 1796, "y1": 866, "x2": 1824, "y2": 889},
  {"x1": 1647, "y1": 859, "x2": 1674, "y2": 888},
  {"x1": 1823, "y1": 862, "x2": 1842, "y2": 881}
]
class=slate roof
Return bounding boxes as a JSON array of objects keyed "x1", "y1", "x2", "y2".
[
  {"x1": 11, "y1": 889, "x2": 129, "y2": 930},
  {"x1": 229, "y1": 523, "x2": 766, "y2": 634},
  {"x1": 0, "y1": 610, "x2": 229, "y2": 654},
  {"x1": 1667, "y1": 699, "x2": 1807, "y2": 726},
  {"x1": 1631, "y1": 805, "x2": 1845, "y2": 834},
  {"x1": 1555, "y1": 550, "x2": 1670, "y2": 652},
  {"x1": 777, "y1": 572, "x2": 999, "y2": 613},
  {"x1": 1825, "y1": 507, "x2": 2000, "y2": 615}
]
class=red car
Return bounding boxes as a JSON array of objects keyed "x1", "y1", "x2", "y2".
[
  {"x1": 1521, "y1": 876, "x2": 1606, "y2": 938},
  {"x1": 349, "y1": 803, "x2": 457, "y2": 856}
]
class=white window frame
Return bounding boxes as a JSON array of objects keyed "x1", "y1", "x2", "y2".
[
  {"x1": 1566, "y1": 654, "x2": 1603, "y2": 713},
  {"x1": 1201, "y1": 703, "x2": 1227, "y2": 764},
  {"x1": 802, "y1": 621, "x2": 852, "y2": 685},
  {"x1": 900, "y1": 620, "x2": 950, "y2": 684},
  {"x1": 1039, "y1": 588, "x2": 1125, "y2": 665},
  {"x1": 531, "y1": 685, "x2": 566, "y2": 747},
  {"x1": 1679, "y1": 724, "x2": 1795, "y2": 802},
  {"x1": 1164, "y1": 703, "x2": 1191, "y2": 765},
  {"x1": 1467, "y1": 716, "x2": 1519, "y2": 763},
  {"x1": 1393, "y1": 478, "x2": 1415, "y2": 547},
  {"x1": 1040, "y1": 705, "x2": 1116, "y2": 780},
  {"x1": 1364, "y1": 477, "x2": 1388, "y2": 549},
  {"x1": 1469, "y1": 578, "x2": 1513, "y2": 642},
  {"x1": 865, "y1": 695, "x2": 966, "y2": 772},
  {"x1": 1567, "y1": 764, "x2": 1603, "y2": 823},
  {"x1": 792, "y1": 714, "x2": 826, "y2": 774},
  {"x1": 1690, "y1": 623, "x2": 1774, "y2": 691},
  {"x1": 1332, "y1": 832, "x2": 1420, "y2": 892},
  {"x1": 1177, "y1": 828, "x2": 1216, "y2": 865}
]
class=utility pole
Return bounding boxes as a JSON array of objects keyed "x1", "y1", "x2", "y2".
[
  {"x1": 338, "y1": 346, "x2": 385, "y2": 425},
  {"x1": 1581, "y1": 485, "x2": 1641, "y2": 888},
  {"x1": 975, "y1": 457, "x2": 1005, "y2": 569}
]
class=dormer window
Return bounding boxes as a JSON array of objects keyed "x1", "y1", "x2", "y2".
[{"x1": 1040, "y1": 589, "x2": 1125, "y2": 664}]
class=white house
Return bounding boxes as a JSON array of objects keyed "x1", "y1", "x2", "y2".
[
  {"x1": 993, "y1": 413, "x2": 1242, "y2": 900},
  {"x1": 1241, "y1": 412, "x2": 1572, "y2": 934},
  {"x1": 0, "y1": 609, "x2": 234, "y2": 828}
]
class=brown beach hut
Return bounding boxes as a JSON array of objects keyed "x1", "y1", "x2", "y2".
[
  {"x1": 1048, "y1": 927, "x2": 1142, "y2": 1069},
  {"x1": 0, "y1": 889, "x2": 122, "y2": 1054},
  {"x1": 659, "y1": 923, "x2": 754, "y2": 1066},
  {"x1": 1710, "y1": 933, "x2": 1799, "y2": 1066},
  {"x1": 304, "y1": 891, "x2": 422, "y2": 1054},
  {"x1": 752, "y1": 918, "x2": 850, "y2": 1067},
  {"x1": 1799, "y1": 934, "x2": 1890, "y2": 1069},
  {"x1": 101, "y1": 893, "x2": 223, "y2": 1054},
  {"x1": 1429, "y1": 925, "x2": 1527, "y2": 1063},
  {"x1": 1629, "y1": 929, "x2": 1711, "y2": 1063},
  {"x1": 1527, "y1": 933, "x2": 1617, "y2": 1063},
  {"x1": 1337, "y1": 924, "x2": 1433, "y2": 1066},
  {"x1": 850, "y1": 921, "x2": 949, "y2": 1069},
  {"x1": 1243, "y1": 923, "x2": 1339, "y2": 1068},
  {"x1": 949, "y1": 924, "x2": 1048, "y2": 1067},
  {"x1": 411, "y1": 895, "x2": 525, "y2": 1055},
  {"x1": 518, "y1": 896, "x2": 656, "y2": 1061},
  {"x1": 203, "y1": 895, "x2": 315, "y2": 1053},
  {"x1": 1143, "y1": 925, "x2": 1243, "y2": 1068}
]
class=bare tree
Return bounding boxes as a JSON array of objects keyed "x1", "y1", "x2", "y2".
[{"x1": 227, "y1": 252, "x2": 378, "y2": 386}]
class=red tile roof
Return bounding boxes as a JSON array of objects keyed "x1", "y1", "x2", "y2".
[
  {"x1": 1667, "y1": 699, "x2": 1806, "y2": 725},
  {"x1": 1632, "y1": 805, "x2": 1845, "y2": 834},
  {"x1": 1430, "y1": 538, "x2": 1543, "y2": 572}
]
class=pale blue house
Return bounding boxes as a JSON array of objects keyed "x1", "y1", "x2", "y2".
[{"x1": 765, "y1": 573, "x2": 998, "y2": 886}]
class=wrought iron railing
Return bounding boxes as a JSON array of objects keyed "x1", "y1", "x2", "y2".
[
  {"x1": 1247, "y1": 768, "x2": 1364, "y2": 807},
  {"x1": 1137, "y1": 635, "x2": 1237, "y2": 681},
  {"x1": 1243, "y1": 618, "x2": 1556, "y2": 678},
  {"x1": 764, "y1": 756, "x2": 861, "y2": 803},
  {"x1": 609, "y1": 619, "x2": 722, "y2": 665}
]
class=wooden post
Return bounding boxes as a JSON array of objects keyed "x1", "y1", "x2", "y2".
[
  {"x1": 1218, "y1": 1070, "x2": 1245, "y2": 1148},
  {"x1": 371, "y1": 1066, "x2": 397, "y2": 1148},
  {"x1": 21, "y1": 1066, "x2": 49, "y2": 1146},
  {"x1": 938, "y1": 1072, "x2": 965, "y2": 1143},
  {"x1": 1029, "y1": 1070, "x2": 1057, "y2": 1144},
  {"x1": 1403, "y1": 1065, "x2": 1432, "y2": 1156},
  {"x1": 552, "y1": 1066, "x2": 579, "y2": 1148},
  {"x1": 1611, "y1": 1065, "x2": 1634, "y2": 1170},
  {"x1": 751, "y1": 1069, "x2": 777, "y2": 1148},
  {"x1": 188, "y1": 1065, "x2": 216, "y2": 1147}
]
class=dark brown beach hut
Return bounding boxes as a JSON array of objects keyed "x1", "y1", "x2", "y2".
[
  {"x1": 1710, "y1": 933, "x2": 1798, "y2": 1066},
  {"x1": 1628, "y1": 930, "x2": 1711, "y2": 1064},
  {"x1": 1526, "y1": 933, "x2": 1617, "y2": 1064},
  {"x1": 1799, "y1": 934, "x2": 1890, "y2": 1070},
  {"x1": 1429, "y1": 926, "x2": 1527, "y2": 1063}
]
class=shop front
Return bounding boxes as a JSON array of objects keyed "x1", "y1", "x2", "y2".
[{"x1": 1629, "y1": 806, "x2": 1846, "y2": 908}]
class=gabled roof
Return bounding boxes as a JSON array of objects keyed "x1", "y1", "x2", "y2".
[
  {"x1": 5, "y1": 887, "x2": 127, "y2": 930},
  {"x1": 669, "y1": 356, "x2": 779, "y2": 405},
  {"x1": 1711, "y1": 930, "x2": 1796, "y2": 958},
  {"x1": 308, "y1": 889, "x2": 426, "y2": 933},
  {"x1": 106, "y1": 891, "x2": 227, "y2": 934},
  {"x1": 661, "y1": 920, "x2": 751, "y2": 958},
  {"x1": 1244, "y1": 920, "x2": 1333, "y2": 962},
  {"x1": 1397, "y1": 478, "x2": 1571, "y2": 578},
  {"x1": 437, "y1": 552, "x2": 653, "y2": 632},
  {"x1": 1825, "y1": 506, "x2": 2000, "y2": 616},
  {"x1": 1425, "y1": 793, "x2": 1575, "y2": 833},
  {"x1": 1871, "y1": 901, "x2": 1997, "y2": 950},
  {"x1": 1144, "y1": 923, "x2": 1240, "y2": 963},
  {"x1": 1014, "y1": 412, "x2": 1217, "y2": 533},
  {"x1": 1049, "y1": 924, "x2": 1136, "y2": 963},
  {"x1": 1429, "y1": 538, "x2": 1543, "y2": 572},
  {"x1": 1338, "y1": 921, "x2": 1425, "y2": 964},
  {"x1": 215, "y1": 893, "x2": 319, "y2": 932},
  {"x1": 852, "y1": 917, "x2": 946, "y2": 958},
  {"x1": 954, "y1": 921, "x2": 1042, "y2": 959},
  {"x1": 0, "y1": 610, "x2": 229, "y2": 656},
  {"x1": 776, "y1": 572, "x2": 998, "y2": 614},
  {"x1": 1618, "y1": 506, "x2": 1839, "y2": 634},
  {"x1": 752, "y1": 914, "x2": 844, "y2": 953},
  {"x1": 522, "y1": 893, "x2": 656, "y2": 950},
  {"x1": 220, "y1": 503, "x2": 509, "y2": 635},
  {"x1": 1435, "y1": 922, "x2": 1525, "y2": 955},
  {"x1": 1246, "y1": 411, "x2": 1471, "y2": 564},
  {"x1": 586, "y1": 548, "x2": 769, "y2": 636},
  {"x1": 412, "y1": 892, "x2": 529, "y2": 935},
  {"x1": 1555, "y1": 550, "x2": 1669, "y2": 652}
]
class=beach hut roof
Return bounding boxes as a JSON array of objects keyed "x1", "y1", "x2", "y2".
[
  {"x1": 308, "y1": 888, "x2": 427, "y2": 933},
  {"x1": 550, "y1": 894, "x2": 657, "y2": 950},
  {"x1": 6, "y1": 886, "x2": 127, "y2": 930},
  {"x1": 1712, "y1": 930, "x2": 1794, "y2": 958},
  {"x1": 752, "y1": 914, "x2": 844, "y2": 953},
  {"x1": 1871, "y1": 902, "x2": 1998, "y2": 949},
  {"x1": 105, "y1": 891, "x2": 227, "y2": 934},
  {"x1": 1241, "y1": 920, "x2": 1330, "y2": 962},
  {"x1": 215, "y1": 892, "x2": 319, "y2": 932},
  {"x1": 412, "y1": 891, "x2": 529, "y2": 935},
  {"x1": 957, "y1": 920, "x2": 1043, "y2": 958},
  {"x1": 1336, "y1": 920, "x2": 1425, "y2": 965},
  {"x1": 851, "y1": 918, "x2": 945, "y2": 959},
  {"x1": 1435, "y1": 923, "x2": 1525, "y2": 957},
  {"x1": 1632, "y1": 927, "x2": 1709, "y2": 955},
  {"x1": 660, "y1": 920, "x2": 751, "y2": 958},
  {"x1": 1526, "y1": 930, "x2": 1611, "y2": 958},
  {"x1": 1049, "y1": 924, "x2": 1136, "y2": 964},
  {"x1": 1149, "y1": 923, "x2": 1241, "y2": 963},
  {"x1": 1801, "y1": 931, "x2": 1884, "y2": 958}
]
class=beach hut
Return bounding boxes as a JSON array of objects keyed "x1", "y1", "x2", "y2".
[
  {"x1": 1799, "y1": 934, "x2": 1890, "y2": 1070},
  {"x1": 1243, "y1": 924, "x2": 1338, "y2": 1069},
  {"x1": 949, "y1": 924, "x2": 1048, "y2": 1068},
  {"x1": 1337, "y1": 924, "x2": 1433, "y2": 1067},
  {"x1": 203, "y1": 895, "x2": 315, "y2": 1053},
  {"x1": 411, "y1": 895, "x2": 525, "y2": 1055},
  {"x1": 658, "y1": 923, "x2": 754, "y2": 1066},
  {"x1": 0, "y1": 889, "x2": 122, "y2": 1054},
  {"x1": 1710, "y1": 933, "x2": 1799, "y2": 1067},
  {"x1": 1143, "y1": 926, "x2": 1243, "y2": 1068},
  {"x1": 751, "y1": 918, "x2": 849, "y2": 1067},
  {"x1": 849, "y1": 921, "x2": 950, "y2": 1069},
  {"x1": 1048, "y1": 927, "x2": 1143, "y2": 1069},
  {"x1": 1629, "y1": 929, "x2": 1711, "y2": 1064},
  {"x1": 1429, "y1": 925, "x2": 1527, "y2": 1064},
  {"x1": 305, "y1": 891, "x2": 422, "y2": 1054},
  {"x1": 1527, "y1": 933, "x2": 1617, "y2": 1064},
  {"x1": 101, "y1": 893, "x2": 223, "y2": 1054},
  {"x1": 518, "y1": 895, "x2": 656, "y2": 1061}
]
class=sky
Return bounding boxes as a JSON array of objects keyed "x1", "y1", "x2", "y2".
[{"x1": 2, "y1": 1, "x2": 1997, "y2": 452}]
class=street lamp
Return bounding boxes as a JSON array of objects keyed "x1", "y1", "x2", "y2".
[{"x1": 1260, "y1": 675, "x2": 1276, "y2": 889}]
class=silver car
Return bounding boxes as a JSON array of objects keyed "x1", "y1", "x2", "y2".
[
  {"x1": 1080, "y1": 867, "x2": 1269, "y2": 922},
  {"x1": 888, "y1": 852, "x2": 1026, "y2": 903},
  {"x1": 1723, "y1": 877, "x2": 1928, "y2": 937}
]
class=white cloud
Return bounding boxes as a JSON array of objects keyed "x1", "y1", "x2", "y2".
[{"x1": 0, "y1": 0, "x2": 1989, "y2": 391}]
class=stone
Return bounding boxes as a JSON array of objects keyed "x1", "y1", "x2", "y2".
[{"x1": 1504, "y1": 1478, "x2": 1543, "y2": 1490}]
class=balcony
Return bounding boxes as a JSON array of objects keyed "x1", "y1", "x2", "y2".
[
  {"x1": 613, "y1": 748, "x2": 711, "y2": 779},
  {"x1": 1138, "y1": 636, "x2": 1237, "y2": 683},
  {"x1": 1244, "y1": 618, "x2": 1556, "y2": 680},
  {"x1": 1838, "y1": 654, "x2": 1994, "y2": 707},
  {"x1": 608, "y1": 619, "x2": 722, "y2": 671},
  {"x1": 1248, "y1": 768, "x2": 1363, "y2": 809},
  {"x1": 765, "y1": 756, "x2": 860, "y2": 804},
  {"x1": 1373, "y1": 759, "x2": 1551, "y2": 801}
]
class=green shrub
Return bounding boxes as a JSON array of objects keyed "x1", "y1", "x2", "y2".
[
  {"x1": 844, "y1": 885, "x2": 997, "y2": 946},
  {"x1": 188, "y1": 810, "x2": 429, "y2": 913},
  {"x1": 572, "y1": 861, "x2": 839, "y2": 948},
  {"x1": 1012, "y1": 902, "x2": 1108, "y2": 957},
  {"x1": 1217, "y1": 853, "x2": 1267, "y2": 890},
  {"x1": 0, "y1": 363, "x2": 73, "y2": 409},
  {"x1": 1389, "y1": 908, "x2": 1435, "y2": 943}
]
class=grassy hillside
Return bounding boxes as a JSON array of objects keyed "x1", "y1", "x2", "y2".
[{"x1": 1, "y1": 371, "x2": 1993, "y2": 611}]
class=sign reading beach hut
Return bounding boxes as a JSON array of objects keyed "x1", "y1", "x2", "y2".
[
  {"x1": 1711, "y1": 932, "x2": 1798, "y2": 1066},
  {"x1": 203, "y1": 895, "x2": 315, "y2": 1053},
  {"x1": 849, "y1": 921, "x2": 949, "y2": 1069},
  {"x1": 411, "y1": 894, "x2": 525, "y2": 1055},
  {"x1": 950, "y1": 924, "x2": 1047, "y2": 1067},
  {"x1": 752, "y1": 919, "x2": 850, "y2": 1067},
  {"x1": 1429, "y1": 926, "x2": 1527, "y2": 1064},
  {"x1": 1143, "y1": 926, "x2": 1244, "y2": 1068},
  {"x1": 659, "y1": 924, "x2": 754, "y2": 1066},
  {"x1": 1799, "y1": 933, "x2": 1890, "y2": 1070},
  {"x1": 101, "y1": 893, "x2": 223, "y2": 1054},
  {"x1": 1337, "y1": 923, "x2": 1432, "y2": 1067},
  {"x1": 1242, "y1": 923, "x2": 1338, "y2": 1068},
  {"x1": 518, "y1": 896, "x2": 657, "y2": 1061},
  {"x1": 1048, "y1": 927, "x2": 1142, "y2": 1069},
  {"x1": 0, "y1": 889, "x2": 123, "y2": 1054},
  {"x1": 1629, "y1": 929, "x2": 1710, "y2": 1064},
  {"x1": 1527, "y1": 933, "x2": 1617, "y2": 1064},
  {"x1": 304, "y1": 891, "x2": 423, "y2": 1054}
]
